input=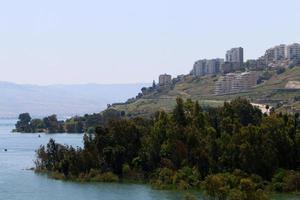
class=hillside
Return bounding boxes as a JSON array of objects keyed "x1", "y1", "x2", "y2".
[
  {"x1": 0, "y1": 82, "x2": 148, "y2": 118},
  {"x1": 112, "y1": 66, "x2": 300, "y2": 116}
]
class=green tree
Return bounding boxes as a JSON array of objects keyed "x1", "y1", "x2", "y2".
[
  {"x1": 30, "y1": 119, "x2": 44, "y2": 132},
  {"x1": 15, "y1": 113, "x2": 32, "y2": 132},
  {"x1": 173, "y1": 97, "x2": 187, "y2": 126}
]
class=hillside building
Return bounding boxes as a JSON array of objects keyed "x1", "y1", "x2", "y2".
[
  {"x1": 286, "y1": 43, "x2": 300, "y2": 61},
  {"x1": 215, "y1": 73, "x2": 237, "y2": 94},
  {"x1": 215, "y1": 71, "x2": 259, "y2": 95},
  {"x1": 193, "y1": 60, "x2": 206, "y2": 76},
  {"x1": 159, "y1": 74, "x2": 172, "y2": 86},
  {"x1": 264, "y1": 48, "x2": 275, "y2": 63},
  {"x1": 193, "y1": 58, "x2": 224, "y2": 76},
  {"x1": 274, "y1": 44, "x2": 286, "y2": 61},
  {"x1": 222, "y1": 47, "x2": 244, "y2": 73},
  {"x1": 261, "y1": 43, "x2": 300, "y2": 68},
  {"x1": 221, "y1": 62, "x2": 244, "y2": 73},
  {"x1": 226, "y1": 47, "x2": 244, "y2": 64}
]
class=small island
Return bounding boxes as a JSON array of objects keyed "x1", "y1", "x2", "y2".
[
  {"x1": 13, "y1": 108, "x2": 125, "y2": 133},
  {"x1": 34, "y1": 98, "x2": 300, "y2": 200}
]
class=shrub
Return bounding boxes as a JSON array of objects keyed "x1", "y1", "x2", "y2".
[
  {"x1": 285, "y1": 173, "x2": 300, "y2": 192},
  {"x1": 272, "y1": 170, "x2": 300, "y2": 192},
  {"x1": 90, "y1": 172, "x2": 119, "y2": 182},
  {"x1": 50, "y1": 171, "x2": 66, "y2": 180},
  {"x1": 184, "y1": 193, "x2": 197, "y2": 200},
  {"x1": 203, "y1": 174, "x2": 229, "y2": 200},
  {"x1": 150, "y1": 168, "x2": 175, "y2": 189},
  {"x1": 173, "y1": 167, "x2": 201, "y2": 189},
  {"x1": 276, "y1": 67, "x2": 285, "y2": 75},
  {"x1": 86, "y1": 127, "x2": 95, "y2": 134},
  {"x1": 122, "y1": 164, "x2": 130, "y2": 175},
  {"x1": 150, "y1": 167, "x2": 201, "y2": 190},
  {"x1": 203, "y1": 172, "x2": 269, "y2": 200},
  {"x1": 228, "y1": 188, "x2": 246, "y2": 200}
]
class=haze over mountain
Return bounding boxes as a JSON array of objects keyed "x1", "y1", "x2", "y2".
[{"x1": 0, "y1": 81, "x2": 148, "y2": 118}]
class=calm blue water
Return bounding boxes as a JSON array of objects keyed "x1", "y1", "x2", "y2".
[{"x1": 0, "y1": 119, "x2": 298, "y2": 200}]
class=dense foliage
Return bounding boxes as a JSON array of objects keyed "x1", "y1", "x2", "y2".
[
  {"x1": 14, "y1": 108, "x2": 123, "y2": 133},
  {"x1": 271, "y1": 169, "x2": 300, "y2": 192},
  {"x1": 35, "y1": 97, "x2": 300, "y2": 199},
  {"x1": 203, "y1": 170, "x2": 269, "y2": 200},
  {"x1": 14, "y1": 114, "x2": 64, "y2": 133}
]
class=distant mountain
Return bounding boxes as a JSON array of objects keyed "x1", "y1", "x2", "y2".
[{"x1": 0, "y1": 82, "x2": 149, "y2": 118}]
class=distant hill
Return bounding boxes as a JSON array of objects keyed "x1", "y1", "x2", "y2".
[
  {"x1": 111, "y1": 66, "x2": 300, "y2": 116},
  {"x1": 0, "y1": 82, "x2": 149, "y2": 118}
]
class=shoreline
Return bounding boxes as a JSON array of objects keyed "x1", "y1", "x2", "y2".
[{"x1": 35, "y1": 170, "x2": 300, "y2": 199}]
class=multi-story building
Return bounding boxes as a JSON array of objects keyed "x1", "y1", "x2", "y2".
[
  {"x1": 244, "y1": 57, "x2": 267, "y2": 70},
  {"x1": 215, "y1": 71, "x2": 259, "y2": 95},
  {"x1": 232, "y1": 71, "x2": 259, "y2": 93},
  {"x1": 193, "y1": 60, "x2": 207, "y2": 76},
  {"x1": 207, "y1": 59, "x2": 224, "y2": 74},
  {"x1": 261, "y1": 43, "x2": 300, "y2": 67},
  {"x1": 226, "y1": 47, "x2": 244, "y2": 64},
  {"x1": 274, "y1": 44, "x2": 286, "y2": 61},
  {"x1": 221, "y1": 62, "x2": 244, "y2": 74},
  {"x1": 264, "y1": 48, "x2": 275, "y2": 63},
  {"x1": 256, "y1": 56, "x2": 268, "y2": 69},
  {"x1": 215, "y1": 73, "x2": 237, "y2": 94},
  {"x1": 223, "y1": 47, "x2": 244, "y2": 73},
  {"x1": 159, "y1": 74, "x2": 172, "y2": 86},
  {"x1": 193, "y1": 58, "x2": 224, "y2": 76},
  {"x1": 286, "y1": 43, "x2": 300, "y2": 61}
]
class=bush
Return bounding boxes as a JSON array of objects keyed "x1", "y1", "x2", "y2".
[
  {"x1": 73, "y1": 169, "x2": 119, "y2": 182},
  {"x1": 203, "y1": 172, "x2": 269, "y2": 200},
  {"x1": 173, "y1": 167, "x2": 201, "y2": 189},
  {"x1": 90, "y1": 172, "x2": 119, "y2": 182},
  {"x1": 276, "y1": 67, "x2": 285, "y2": 75},
  {"x1": 50, "y1": 171, "x2": 66, "y2": 180},
  {"x1": 285, "y1": 173, "x2": 300, "y2": 192},
  {"x1": 272, "y1": 170, "x2": 300, "y2": 192},
  {"x1": 228, "y1": 188, "x2": 246, "y2": 200},
  {"x1": 203, "y1": 174, "x2": 229, "y2": 200},
  {"x1": 150, "y1": 167, "x2": 202, "y2": 190},
  {"x1": 184, "y1": 193, "x2": 197, "y2": 200},
  {"x1": 151, "y1": 168, "x2": 175, "y2": 189},
  {"x1": 86, "y1": 127, "x2": 95, "y2": 134},
  {"x1": 122, "y1": 164, "x2": 130, "y2": 175}
]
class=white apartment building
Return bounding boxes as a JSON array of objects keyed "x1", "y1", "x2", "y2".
[
  {"x1": 215, "y1": 71, "x2": 259, "y2": 95},
  {"x1": 193, "y1": 58, "x2": 224, "y2": 76},
  {"x1": 286, "y1": 43, "x2": 300, "y2": 60},
  {"x1": 193, "y1": 60, "x2": 207, "y2": 76},
  {"x1": 262, "y1": 43, "x2": 300, "y2": 67},
  {"x1": 207, "y1": 59, "x2": 224, "y2": 74},
  {"x1": 226, "y1": 47, "x2": 244, "y2": 64},
  {"x1": 215, "y1": 73, "x2": 237, "y2": 94},
  {"x1": 274, "y1": 44, "x2": 286, "y2": 61}
]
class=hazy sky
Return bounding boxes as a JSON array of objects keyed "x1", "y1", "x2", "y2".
[{"x1": 0, "y1": 0, "x2": 299, "y2": 85}]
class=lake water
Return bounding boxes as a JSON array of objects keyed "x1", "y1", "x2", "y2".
[{"x1": 0, "y1": 119, "x2": 298, "y2": 200}]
